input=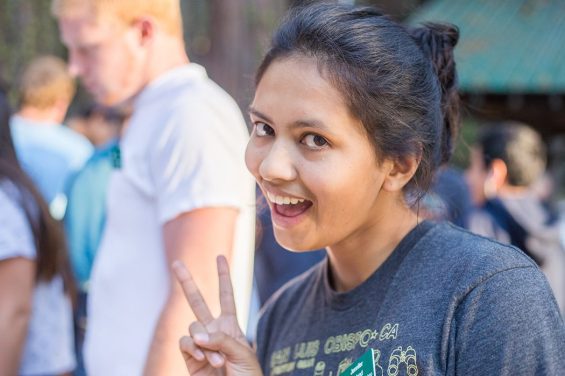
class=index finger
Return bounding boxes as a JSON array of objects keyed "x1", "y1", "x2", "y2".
[
  {"x1": 172, "y1": 260, "x2": 214, "y2": 324},
  {"x1": 217, "y1": 255, "x2": 237, "y2": 316}
]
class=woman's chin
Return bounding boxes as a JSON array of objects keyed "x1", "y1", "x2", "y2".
[{"x1": 273, "y1": 233, "x2": 323, "y2": 253}]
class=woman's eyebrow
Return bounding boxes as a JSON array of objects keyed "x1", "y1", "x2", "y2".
[
  {"x1": 248, "y1": 107, "x2": 273, "y2": 123},
  {"x1": 289, "y1": 119, "x2": 330, "y2": 132},
  {"x1": 249, "y1": 107, "x2": 330, "y2": 132}
]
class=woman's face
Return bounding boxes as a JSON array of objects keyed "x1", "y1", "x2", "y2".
[{"x1": 245, "y1": 56, "x2": 393, "y2": 251}]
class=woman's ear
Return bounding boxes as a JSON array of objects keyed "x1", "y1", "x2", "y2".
[{"x1": 382, "y1": 155, "x2": 420, "y2": 192}]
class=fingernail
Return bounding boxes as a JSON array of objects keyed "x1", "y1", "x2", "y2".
[
  {"x1": 194, "y1": 349, "x2": 205, "y2": 360},
  {"x1": 210, "y1": 353, "x2": 223, "y2": 366},
  {"x1": 194, "y1": 333, "x2": 209, "y2": 344},
  {"x1": 172, "y1": 261, "x2": 188, "y2": 279}
]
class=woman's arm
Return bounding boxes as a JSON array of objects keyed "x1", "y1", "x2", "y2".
[{"x1": 0, "y1": 257, "x2": 35, "y2": 376}]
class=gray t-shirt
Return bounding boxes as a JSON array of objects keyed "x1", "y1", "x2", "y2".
[{"x1": 256, "y1": 221, "x2": 565, "y2": 376}]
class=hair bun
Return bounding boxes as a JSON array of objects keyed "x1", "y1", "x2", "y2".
[
  {"x1": 410, "y1": 23, "x2": 460, "y2": 164},
  {"x1": 410, "y1": 23, "x2": 458, "y2": 90}
]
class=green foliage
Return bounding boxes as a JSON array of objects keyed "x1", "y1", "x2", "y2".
[
  {"x1": 450, "y1": 116, "x2": 479, "y2": 170},
  {"x1": 0, "y1": 0, "x2": 65, "y2": 106}
]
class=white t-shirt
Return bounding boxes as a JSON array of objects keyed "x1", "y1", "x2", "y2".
[
  {"x1": 0, "y1": 181, "x2": 75, "y2": 375},
  {"x1": 84, "y1": 64, "x2": 256, "y2": 375}
]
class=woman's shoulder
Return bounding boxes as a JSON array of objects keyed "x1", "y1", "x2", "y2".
[
  {"x1": 425, "y1": 221, "x2": 537, "y2": 270},
  {"x1": 0, "y1": 179, "x2": 36, "y2": 260},
  {"x1": 406, "y1": 221, "x2": 554, "y2": 308},
  {"x1": 399, "y1": 221, "x2": 543, "y2": 301},
  {"x1": 0, "y1": 179, "x2": 27, "y2": 223}
]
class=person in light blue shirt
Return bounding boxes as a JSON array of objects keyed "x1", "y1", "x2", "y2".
[
  {"x1": 10, "y1": 55, "x2": 92, "y2": 219},
  {"x1": 63, "y1": 104, "x2": 124, "y2": 376},
  {"x1": 65, "y1": 138, "x2": 119, "y2": 289},
  {"x1": 64, "y1": 104, "x2": 125, "y2": 288}
]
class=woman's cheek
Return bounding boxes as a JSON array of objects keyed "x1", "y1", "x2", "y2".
[{"x1": 244, "y1": 141, "x2": 261, "y2": 178}]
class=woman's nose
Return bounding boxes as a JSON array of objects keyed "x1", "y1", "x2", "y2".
[{"x1": 258, "y1": 141, "x2": 298, "y2": 183}]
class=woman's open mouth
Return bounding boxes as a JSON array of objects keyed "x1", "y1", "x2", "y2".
[{"x1": 265, "y1": 191, "x2": 313, "y2": 218}]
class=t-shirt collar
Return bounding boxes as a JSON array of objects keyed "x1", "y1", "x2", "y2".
[{"x1": 321, "y1": 220, "x2": 435, "y2": 310}]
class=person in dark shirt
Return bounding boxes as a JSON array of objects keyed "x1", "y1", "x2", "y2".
[
  {"x1": 173, "y1": 4, "x2": 564, "y2": 376},
  {"x1": 254, "y1": 190, "x2": 325, "y2": 307}
]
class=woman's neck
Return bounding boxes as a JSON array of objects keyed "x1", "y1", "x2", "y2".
[{"x1": 326, "y1": 204, "x2": 419, "y2": 293}]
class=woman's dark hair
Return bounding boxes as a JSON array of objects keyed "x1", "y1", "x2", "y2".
[
  {"x1": 0, "y1": 83, "x2": 75, "y2": 295},
  {"x1": 256, "y1": 3, "x2": 460, "y2": 202}
]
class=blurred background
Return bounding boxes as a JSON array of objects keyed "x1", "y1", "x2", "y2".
[{"x1": 0, "y1": 0, "x2": 563, "y2": 200}]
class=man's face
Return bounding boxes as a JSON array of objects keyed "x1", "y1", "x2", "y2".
[
  {"x1": 58, "y1": 11, "x2": 146, "y2": 106},
  {"x1": 465, "y1": 147, "x2": 489, "y2": 205}
]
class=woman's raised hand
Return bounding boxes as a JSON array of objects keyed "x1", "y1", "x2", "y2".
[{"x1": 172, "y1": 255, "x2": 262, "y2": 376}]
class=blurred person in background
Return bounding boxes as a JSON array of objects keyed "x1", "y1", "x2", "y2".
[
  {"x1": 0, "y1": 83, "x2": 76, "y2": 375},
  {"x1": 66, "y1": 103, "x2": 123, "y2": 148},
  {"x1": 63, "y1": 103, "x2": 124, "y2": 376},
  {"x1": 420, "y1": 166, "x2": 473, "y2": 228},
  {"x1": 466, "y1": 121, "x2": 565, "y2": 315},
  {"x1": 10, "y1": 55, "x2": 93, "y2": 220},
  {"x1": 51, "y1": 0, "x2": 256, "y2": 374}
]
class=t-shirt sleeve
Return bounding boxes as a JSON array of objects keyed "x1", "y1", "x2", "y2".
[
  {"x1": 451, "y1": 266, "x2": 565, "y2": 374},
  {"x1": 149, "y1": 99, "x2": 251, "y2": 224},
  {"x1": 0, "y1": 185, "x2": 36, "y2": 261}
]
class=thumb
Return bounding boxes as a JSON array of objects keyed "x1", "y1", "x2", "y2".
[{"x1": 194, "y1": 331, "x2": 261, "y2": 370}]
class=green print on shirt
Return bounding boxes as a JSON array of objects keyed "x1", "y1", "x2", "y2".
[
  {"x1": 337, "y1": 348, "x2": 385, "y2": 376},
  {"x1": 267, "y1": 323, "x2": 417, "y2": 376}
]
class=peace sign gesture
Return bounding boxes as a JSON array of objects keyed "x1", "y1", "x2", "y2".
[{"x1": 173, "y1": 256, "x2": 262, "y2": 376}]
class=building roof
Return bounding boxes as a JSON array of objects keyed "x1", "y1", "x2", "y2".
[{"x1": 407, "y1": 0, "x2": 565, "y2": 94}]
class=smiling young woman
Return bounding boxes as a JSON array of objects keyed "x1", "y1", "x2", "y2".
[
  {"x1": 245, "y1": 54, "x2": 421, "y2": 293},
  {"x1": 174, "y1": 3, "x2": 565, "y2": 376}
]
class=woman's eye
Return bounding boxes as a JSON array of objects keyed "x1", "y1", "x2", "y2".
[
  {"x1": 255, "y1": 122, "x2": 275, "y2": 137},
  {"x1": 302, "y1": 134, "x2": 328, "y2": 149}
]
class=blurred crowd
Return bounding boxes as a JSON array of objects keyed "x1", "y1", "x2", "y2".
[{"x1": 0, "y1": 1, "x2": 564, "y2": 375}]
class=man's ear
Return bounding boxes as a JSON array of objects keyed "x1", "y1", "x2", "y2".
[
  {"x1": 382, "y1": 155, "x2": 420, "y2": 192},
  {"x1": 54, "y1": 98, "x2": 72, "y2": 123},
  {"x1": 132, "y1": 17, "x2": 154, "y2": 45},
  {"x1": 488, "y1": 158, "x2": 508, "y2": 190}
]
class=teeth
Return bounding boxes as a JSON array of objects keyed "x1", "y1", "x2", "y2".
[{"x1": 266, "y1": 191, "x2": 305, "y2": 205}]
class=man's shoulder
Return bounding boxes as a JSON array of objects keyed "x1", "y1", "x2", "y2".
[
  {"x1": 158, "y1": 65, "x2": 242, "y2": 115},
  {"x1": 56, "y1": 124, "x2": 92, "y2": 147},
  {"x1": 133, "y1": 67, "x2": 248, "y2": 144},
  {"x1": 141, "y1": 64, "x2": 228, "y2": 104},
  {"x1": 50, "y1": 126, "x2": 93, "y2": 165},
  {"x1": 10, "y1": 116, "x2": 92, "y2": 159}
]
